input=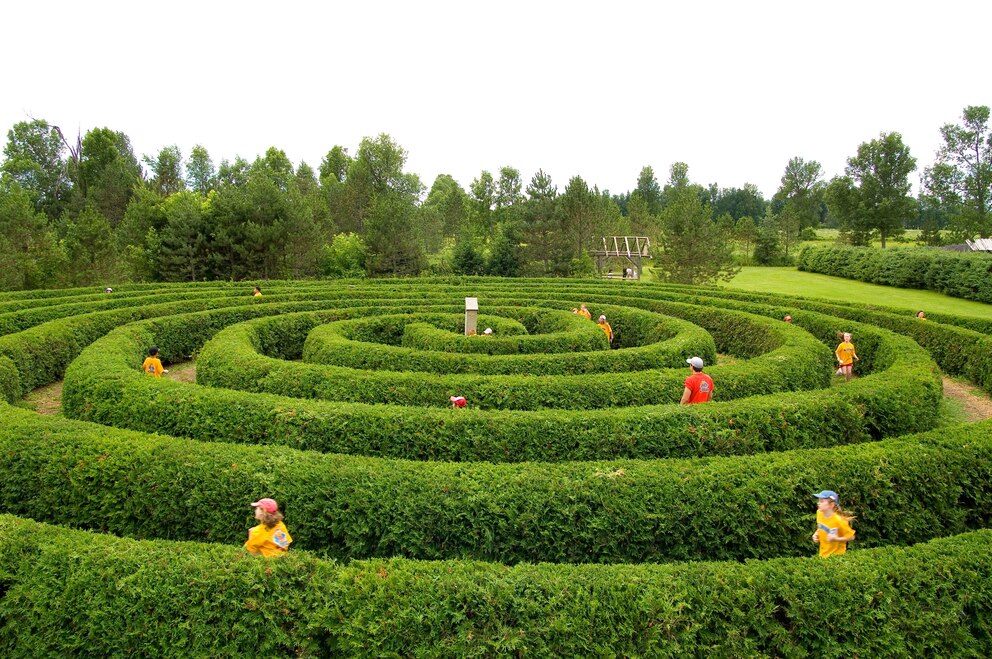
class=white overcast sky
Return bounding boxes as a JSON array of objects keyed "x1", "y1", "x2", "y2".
[{"x1": 3, "y1": 0, "x2": 988, "y2": 199}]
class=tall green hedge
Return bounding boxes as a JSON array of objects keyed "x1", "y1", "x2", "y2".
[
  {"x1": 196, "y1": 311, "x2": 830, "y2": 410},
  {"x1": 3, "y1": 405, "x2": 988, "y2": 564},
  {"x1": 798, "y1": 244, "x2": 992, "y2": 303},
  {"x1": 1, "y1": 515, "x2": 991, "y2": 656},
  {"x1": 62, "y1": 304, "x2": 941, "y2": 461}
]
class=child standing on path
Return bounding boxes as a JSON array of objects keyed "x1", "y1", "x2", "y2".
[
  {"x1": 811, "y1": 490, "x2": 855, "y2": 558},
  {"x1": 141, "y1": 346, "x2": 167, "y2": 377},
  {"x1": 244, "y1": 498, "x2": 292, "y2": 557},
  {"x1": 597, "y1": 315, "x2": 613, "y2": 344},
  {"x1": 834, "y1": 332, "x2": 859, "y2": 382},
  {"x1": 680, "y1": 357, "x2": 714, "y2": 404}
]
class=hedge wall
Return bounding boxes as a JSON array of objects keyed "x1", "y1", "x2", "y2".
[
  {"x1": 196, "y1": 311, "x2": 830, "y2": 410},
  {"x1": 798, "y1": 244, "x2": 992, "y2": 303},
  {"x1": 2, "y1": 518, "x2": 992, "y2": 656},
  {"x1": 3, "y1": 405, "x2": 989, "y2": 564},
  {"x1": 302, "y1": 299, "x2": 718, "y2": 375},
  {"x1": 61, "y1": 304, "x2": 941, "y2": 461},
  {"x1": 645, "y1": 284, "x2": 992, "y2": 395}
]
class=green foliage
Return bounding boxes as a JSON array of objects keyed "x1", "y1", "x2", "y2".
[
  {"x1": 753, "y1": 216, "x2": 785, "y2": 265},
  {"x1": 0, "y1": 119, "x2": 70, "y2": 220},
  {"x1": 2, "y1": 515, "x2": 991, "y2": 656},
  {"x1": 319, "y1": 232, "x2": 367, "y2": 278},
  {"x1": 923, "y1": 105, "x2": 992, "y2": 240},
  {"x1": 0, "y1": 404, "x2": 987, "y2": 565},
  {"x1": 2, "y1": 276, "x2": 992, "y2": 653},
  {"x1": 654, "y1": 166, "x2": 738, "y2": 284},
  {"x1": 827, "y1": 132, "x2": 917, "y2": 248},
  {"x1": 0, "y1": 356, "x2": 18, "y2": 403},
  {"x1": 798, "y1": 245, "x2": 992, "y2": 304},
  {"x1": 452, "y1": 236, "x2": 485, "y2": 275}
]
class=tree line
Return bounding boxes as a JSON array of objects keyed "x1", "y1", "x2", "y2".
[{"x1": 0, "y1": 105, "x2": 988, "y2": 291}]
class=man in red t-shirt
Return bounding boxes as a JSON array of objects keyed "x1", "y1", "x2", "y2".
[{"x1": 680, "y1": 356, "x2": 714, "y2": 404}]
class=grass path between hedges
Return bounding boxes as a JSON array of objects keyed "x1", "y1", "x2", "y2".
[
  {"x1": 722, "y1": 267, "x2": 992, "y2": 319},
  {"x1": 20, "y1": 361, "x2": 198, "y2": 417},
  {"x1": 942, "y1": 376, "x2": 992, "y2": 423},
  {"x1": 19, "y1": 361, "x2": 992, "y2": 424}
]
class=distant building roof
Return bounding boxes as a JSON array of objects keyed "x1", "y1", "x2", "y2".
[{"x1": 966, "y1": 238, "x2": 992, "y2": 252}]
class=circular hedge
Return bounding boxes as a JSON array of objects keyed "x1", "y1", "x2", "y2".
[{"x1": 0, "y1": 277, "x2": 990, "y2": 655}]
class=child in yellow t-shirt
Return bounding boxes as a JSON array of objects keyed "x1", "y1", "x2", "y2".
[
  {"x1": 597, "y1": 314, "x2": 613, "y2": 344},
  {"x1": 244, "y1": 498, "x2": 292, "y2": 557},
  {"x1": 834, "y1": 332, "x2": 859, "y2": 382},
  {"x1": 141, "y1": 346, "x2": 168, "y2": 377},
  {"x1": 811, "y1": 490, "x2": 855, "y2": 558}
]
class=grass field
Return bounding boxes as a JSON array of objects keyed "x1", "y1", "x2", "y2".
[{"x1": 723, "y1": 267, "x2": 992, "y2": 319}]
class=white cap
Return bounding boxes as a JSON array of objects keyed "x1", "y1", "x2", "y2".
[
  {"x1": 483, "y1": 328, "x2": 493, "y2": 335},
  {"x1": 686, "y1": 356, "x2": 704, "y2": 369}
]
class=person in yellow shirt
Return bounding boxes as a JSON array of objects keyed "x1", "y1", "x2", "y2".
[
  {"x1": 244, "y1": 498, "x2": 292, "y2": 557},
  {"x1": 141, "y1": 346, "x2": 167, "y2": 377},
  {"x1": 597, "y1": 314, "x2": 613, "y2": 344},
  {"x1": 252, "y1": 286, "x2": 262, "y2": 297},
  {"x1": 578, "y1": 304, "x2": 592, "y2": 320},
  {"x1": 834, "y1": 332, "x2": 859, "y2": 382},
  {"x1": 811, "y1": 490, "x2": 855, "y2": 558}
]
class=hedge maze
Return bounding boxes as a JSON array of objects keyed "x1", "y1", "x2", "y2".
[{"x1": 1, "y1": 278, "x2": 991, "y2": 655}]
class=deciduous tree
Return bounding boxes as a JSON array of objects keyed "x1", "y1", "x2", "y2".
[
  {"x1": 827, "y1": 132, "x2": 917, "y2": 248},
  {"x1": 774, "y1": 157, "x2": 825, "y2": 230},
  {"x1": 1, "y1": 119, "x2": 70, "y2": 220},
  {"x1": 923, "y1": 105, "x2": 992, "y2": 239}
]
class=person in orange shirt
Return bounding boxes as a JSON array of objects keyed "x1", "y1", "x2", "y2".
[
  {"x1": 244, "y1": 497, "x2": 292, "y2": 557},
  {"x1": 578, "y1": 304, "x2": 592, "y2": 320},
  {"x1": 834, "y1": 332, "x2": 859, "y2": 382},
  {"x1": 811, "y1": 490, "x2": 855, "y2": 558},
  {"x1": 597, "y1": 314, "x2": 613, "y2": 344},
  {"x1": 680, "y1": 356, "x2": 714, "y2": 404},
  {"x1": 141, "y1": 346, "x2": 168, "y2": 377}
]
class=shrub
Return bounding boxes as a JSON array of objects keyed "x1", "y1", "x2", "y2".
[{"x1": 798, "y1": 245, "x2": 992, "y2": 303}]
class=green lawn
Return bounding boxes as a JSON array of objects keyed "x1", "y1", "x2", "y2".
[{"x1": 722, "y1": 267, "x2": 992, "y2": 319}]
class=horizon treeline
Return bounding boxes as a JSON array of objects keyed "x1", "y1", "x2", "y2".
[{"x1": 0, "y1": 105, "x2": 989, "y2": 291}]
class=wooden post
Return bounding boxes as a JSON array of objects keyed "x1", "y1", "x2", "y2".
[{"x1": 465, "y1": 297, "x2": 478, "y2": 336}]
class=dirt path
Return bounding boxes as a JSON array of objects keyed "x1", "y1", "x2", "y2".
[
  {"x1": 23, "y1": 381, "x2": 63, "y2": 416},
  {"x1": 942, "y1": 376, "x2": 992, "y2": 422},
  {"x1": 166, "y1": 360, "x2": 197, "y2": 383},
  {"x1": 21, "y1": 361, "x2": 197, "y2": 416},
  {"x1": 18, "y1": 365, "x2": 991, "y2": 424}
]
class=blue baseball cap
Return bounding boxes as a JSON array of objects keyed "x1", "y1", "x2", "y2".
[{"x1": 812, "y1": 490, "x2": 839, "y2": 503}]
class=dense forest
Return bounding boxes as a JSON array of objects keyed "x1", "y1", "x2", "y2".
[{"x1": 0, "y1": 105, "x2": 988, "y2": 290}]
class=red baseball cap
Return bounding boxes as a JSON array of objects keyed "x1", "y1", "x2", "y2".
[
  {"x1": 449, "y1": 395, "x2": 467, "y2": 407},
  {"x1": 250, "y1": 498, "x2": 279, "y2": 513}
]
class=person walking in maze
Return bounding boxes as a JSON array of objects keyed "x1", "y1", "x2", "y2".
[
  {"x1": 252, "y1": 286, "x2": 262, "y2": 297},
  {"x1": 834, "y1": 332, "x2": 859, "y2": 382},
  {"x1": 597, "y1": 314, "x2": 613, "y2": 345},
  {"x1": 244, "y1": 498, "x2": 292, "y2": 557},
  {"x1": 916, "y1": 310, "x2": 926, "y2": 320},
  {"x1": 578, "y1": 304, "x2": 592, "y2": 320},
  {"x1": 811, "y1": 490, "x2": 855, "y2": 558},
  {"x1": 141, "y1": 346, "x2": 168, "y2": 377},
  {"x1": 680, "y1": 356, "x2": 714, "y2": 404}
]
